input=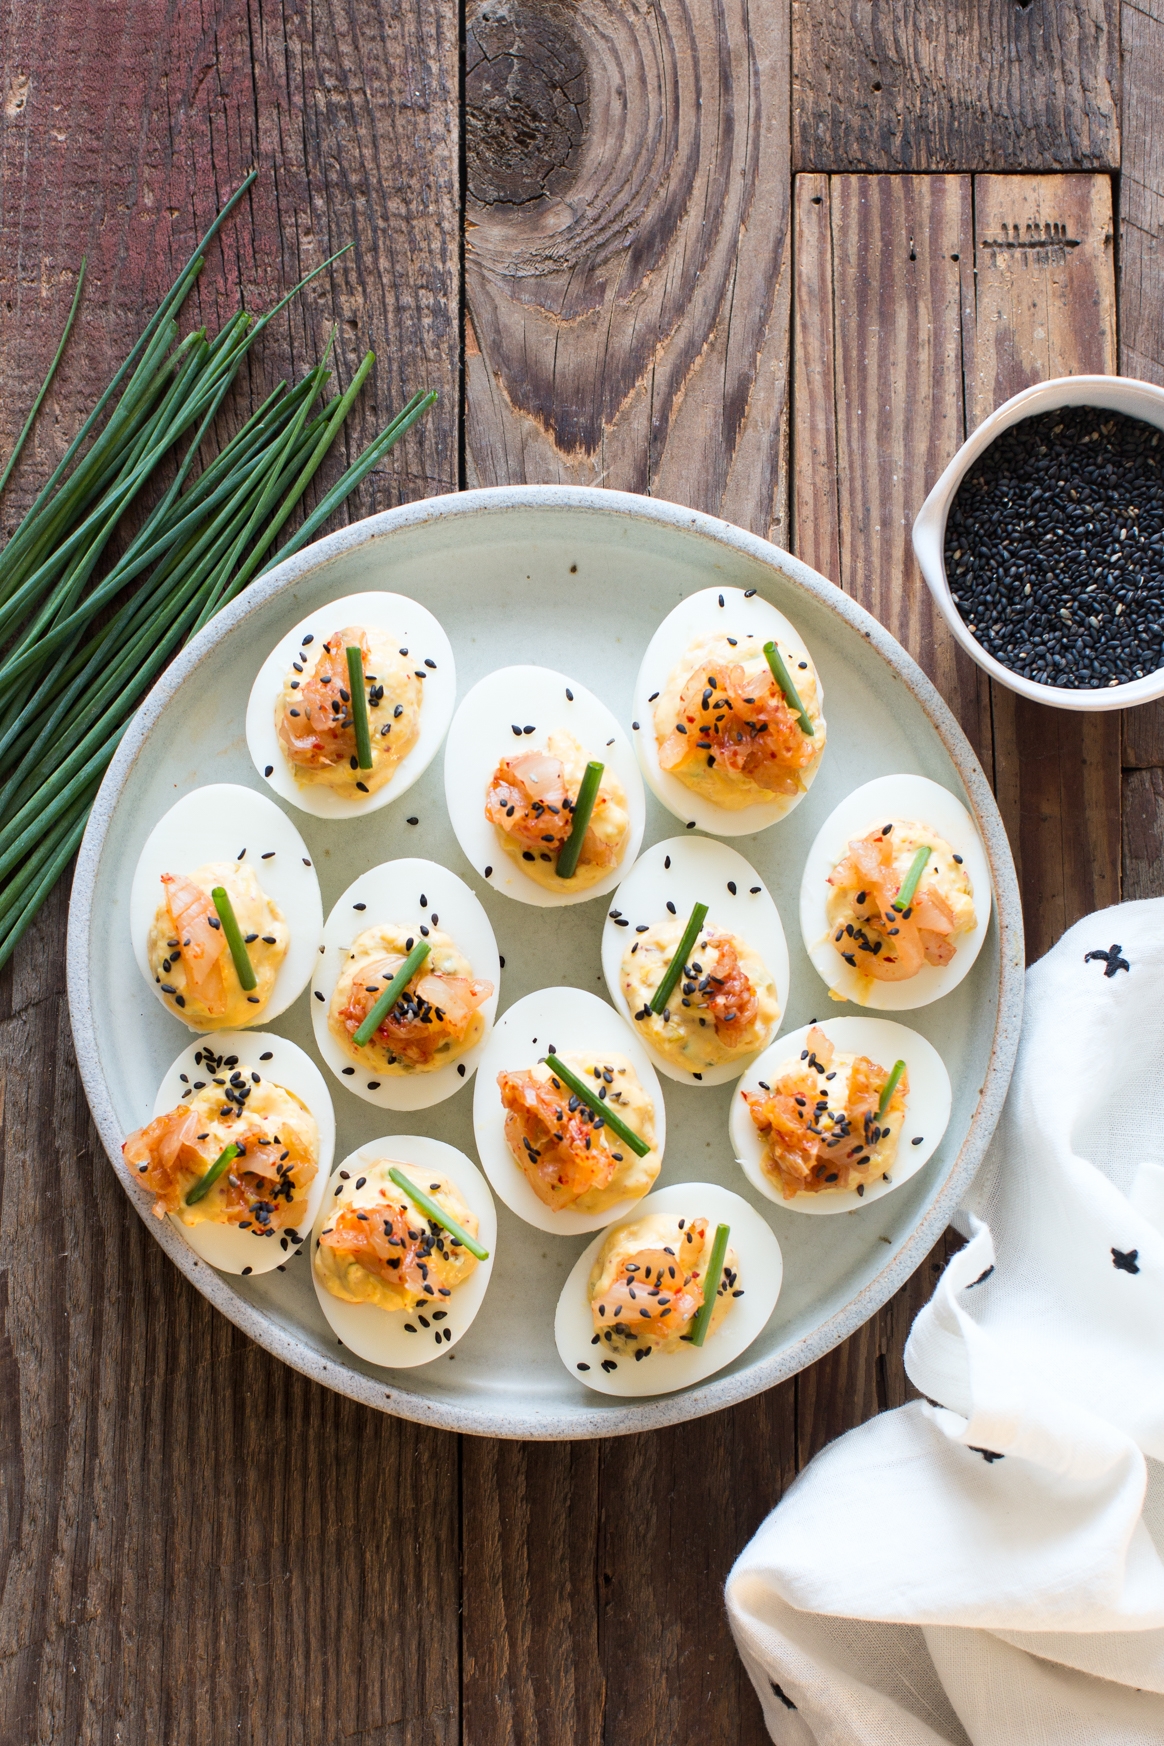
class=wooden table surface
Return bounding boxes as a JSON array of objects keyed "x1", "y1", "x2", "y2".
[{"x1": 2, "y1": 4, "x2": 1162, "y2": 1741}]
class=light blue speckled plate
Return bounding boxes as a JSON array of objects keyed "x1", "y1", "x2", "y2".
[{"x1": 67, "y1": 486, "x2": 1023, "y2": 1439}]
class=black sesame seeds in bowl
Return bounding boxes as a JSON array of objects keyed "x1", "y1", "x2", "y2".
[{"x1": 913, "y1": 376, "x2": 1164, "y2": 711}]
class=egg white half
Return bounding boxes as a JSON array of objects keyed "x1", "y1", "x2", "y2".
[
  {"x1": 729, "y1": 1016, "x2": 952, "y2": 1215},
  {"x1": 129, "y1": 783, "x2": 322, "y2": 1031},
  {"x1": 601, "y1": 836, "x2": 790, "y2": 1086},
  {"x1": 149, "y1": 1030, "x2": 335, "y2": 1274},
  {"x1": 443, "y1": 665, "x2": 646, "y2": 907},
  {"x1": 799, "y1": 773, "x2": 993, "y2": 1010},
  {"x1": 310, "y1": 1135, "x2": 496, "y2": 1368},
  {"x1": 554, "y1": 1181, "x2": 782, "y2": 1397},
  {"x1": 311, "y1": 857, "x2": 500, "y2": 1111},
  {"x1": 472, "y1": 985, "x2": 667, "y2": 1235},
  {"x1": 245, "y1": 590, "x2": 455, "y2": 819},
  {"x1": 632, "y1": 586, "x2": 825, "y2": 835}
]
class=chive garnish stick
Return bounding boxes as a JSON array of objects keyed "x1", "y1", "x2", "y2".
[
  {"x1": 345, "y1": 644, "x2": 374, "y2": 770},
  {"x1": 762, "y1": 640, "x2": 815, "y2": 736},
  {"x1": 893, "y1": 845, "x2": 932, "y2": 912},
  {"x1": 649, "y1": 900, "x2": 709, "y2": 1016},
  {"x1": 556, "y1": 760, "x2": 603, "y2": 880},
  {"x1": 211, "y1": 885, "x2": 257, "y2": 990},
  {"x1": 543, "y1": 1054, "x2": 652, "y2": 1158},
  {"x1": 689, "y1": 1222, "x2": 730, "y2": 1348},
  {"x1": 185, "y1": 1142, "x2": 240, "y2": 1206},
  {"x1": 878, "y1": 1059, "x2": 907, "y2": 1116},
  {"x1": 353, "y1": 939, "x2": 431, "y2": 1047},
  {"x1": 388, "y1": 1166, "x2": 489, "y2": 1260}
]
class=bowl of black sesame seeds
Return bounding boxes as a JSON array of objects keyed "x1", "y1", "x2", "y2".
[{"x1": 913, "y1": 376, "x2": 1164, "y2": 708}]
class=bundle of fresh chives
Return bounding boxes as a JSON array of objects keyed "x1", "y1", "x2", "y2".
[{"x1": 0, "y1": 175, "x2": 435, "y2": 970}]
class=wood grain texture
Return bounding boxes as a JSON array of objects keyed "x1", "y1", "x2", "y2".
[
  {"x1": 795, "y1": 1229, "x2": 964, "y2": 1464},
  {"x1": 970, "y1": 173, "x2": 1116, "y2": 407},
  {"x1": 0, "y1": 3, "x2": 460, "y2": 1743},
  {"x1": 1122, "y1": 766, "x2": 1164, "y2": 901},
  {"x1": 1118, "y1": 1, "x2": 1164, "y2": 865},
  {"x1": 969, "y1": 174, "x2": 1121, "y2": 964},
  {"x1": 462, "y1": 0, "x2": 793, "y2": 541},
  {"x1": 792, "y1": 173, "x2": 992, "y2": 755},
  {"x1": 791, "y1": 0, "x2": 1119, "y2": 174},
  {"x1": 0, "y1": 0, "x2": 459, "y2": 521},
  {"x1": 1124, "y1": 704, "x2": 1164, "y2": 770},
  {"x1": 791, "y1": 176, "x2": 841, "y2": 585},
  {"x1": 1119, "y1": 0, "x2": 1164, "y2": 388}
]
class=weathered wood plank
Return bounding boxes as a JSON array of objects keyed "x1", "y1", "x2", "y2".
[
  {"x1": 0, "y1": 3, "x2": 461, "y2": 1742},
  {"x1": 0, "y1": 0, "x2": 459, "y2": 519},
  {"x1": 462, "y1": 1393, "x2": 799, "y2": 1746},
  {"x1": 1120, "y1": 0, "x2": 1164, "y2": 389},
  {"x1": 791, "y1": 175, "x2": 841, "y2": 585},
  {"x1": 970, "y1": 174, "x2": 1121, "y2": 963},
  {"x1": 1123, "y1": 704, "x2": 1164, "y2": 771},
  {"x1": 461, "y1": 1441, "x2": 605, "y2": 1746},
  {"x1": 1122, "y1": 767, "x2": 1164, "y2": 901},
  {"x1": 796, "y1": 1230, "x2": 964, "y2": 1465},
  {"x1": 1119, "y1": 2, "x2": 1164, "y2": 856},
  {"x1": 462, "y1": 0, "x2": 792, "y2": 541},
  {"x1": 798, "y1": 173, "x2": 991, "y2": 756},
  {"x1": 791, "y1": 0, "x2": 1119, "y2": 174},
  {"x1": 970, "y1": 173, "x2": 1116, "y2": 409}
]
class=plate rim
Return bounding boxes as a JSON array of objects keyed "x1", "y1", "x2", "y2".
[{"x1": 66, "y1": 483, "x2": 1025, "y2": 1441}]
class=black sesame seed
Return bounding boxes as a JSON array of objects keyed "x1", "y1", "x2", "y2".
[{"x1": 945, "y1": 405, "x2": 1164, "y2": 690}]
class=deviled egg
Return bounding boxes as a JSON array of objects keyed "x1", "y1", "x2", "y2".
[
  {"x1": 444, "y1": 666, "x2": 645, "y2": 906},
  {"x1": 601, "y1": 836, "x2": 789, "y2": 1085},
  {"x1": 800, "y1": 774, "x2": 991, "y2": 1009},
  {"x1": 312, "y1": 858, "x2": 500, "y2": 1111},
  {"x1": 311, "y1": 1135, "x2": 495, "y2": 1367},
  {"x1": 730, "y1": 1017, "x2": 952, "y2": 1213},
  {"x1": 472, "y1": 986, "x2": 665, "y2": 1234},
  {"x1": 122, "y1": 1030, "x2": 334, "y2": 1275},
  {"x1": 245, "y1": 591, "x2": 455, "y2": 818},
  {"x1": 129, "y1": 784, "x2": 322, "y2": 1031},
  {"x1": 633, "y1": 586, "x2": 826, "y2": 835},
  {"x1": 554, "y1": 1182, "x2": 783, "y2": 1397}
]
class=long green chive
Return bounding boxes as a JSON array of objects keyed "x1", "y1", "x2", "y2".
[
  {"x1": 688, "y1": 1222, "x2": 730, "y2": 1347},
  {"x1": 893, "y1": 845, "x2": 931, "y2": 912},
  {"x1": 0, "y1": 258, "x2": 87, "y2": 502},
  {"x1": 185, "y1": 1143, "x2": 240, "y2": 1206},
  {"x1": 346, "y1": 644, "x2": 374, "y2": 769},
  {"x1": 543, "y1": 1054, "x2": 651, "y2": 1158},
  {"x1": 762, "y1": 640, "x2": 815, "y2": 736},
  {"x1": 0, "y1": 175, "x2": 435, "y2": 973},
  {"x1": 387, "y1": 1166, "x2": 489, "y2": 1260},
  {"x1": 353, "y1": 940, "x2": 431, "y2": 1047},
  {"x1": 556, "y1": 760, "x2": 603, "y2": 880},
  {"x1": 649, "y1": 900, "x2": 709, "y2": 1016},
  {"x1": 211, "y1": 885, "x2": 257, "y2": 991},
  {"x1": 878, "y1": 1059, "x2": 907, "y2": 1116}
]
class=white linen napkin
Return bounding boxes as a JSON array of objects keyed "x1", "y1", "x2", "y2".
[{"x1": 726, "y1": 898, "x2": 1164, "y2": 1744}]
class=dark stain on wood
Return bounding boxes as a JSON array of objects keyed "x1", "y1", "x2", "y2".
[{"x1": 466, "y1": 4, "x2": 588, "y2": 206}]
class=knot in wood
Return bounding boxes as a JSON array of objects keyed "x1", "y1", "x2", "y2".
[{"x1": 466, "y1": 3, "x2": 586, "y2": 207}]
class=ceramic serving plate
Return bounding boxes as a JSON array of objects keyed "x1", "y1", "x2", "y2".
[{"x1": 68, "y1": 486, "x2": 1023, "y2": 1439}]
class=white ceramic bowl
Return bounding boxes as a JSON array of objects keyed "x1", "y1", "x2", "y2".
[{"x1": 912, "y1": 375, "x2": 1164, "y2": 712}]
